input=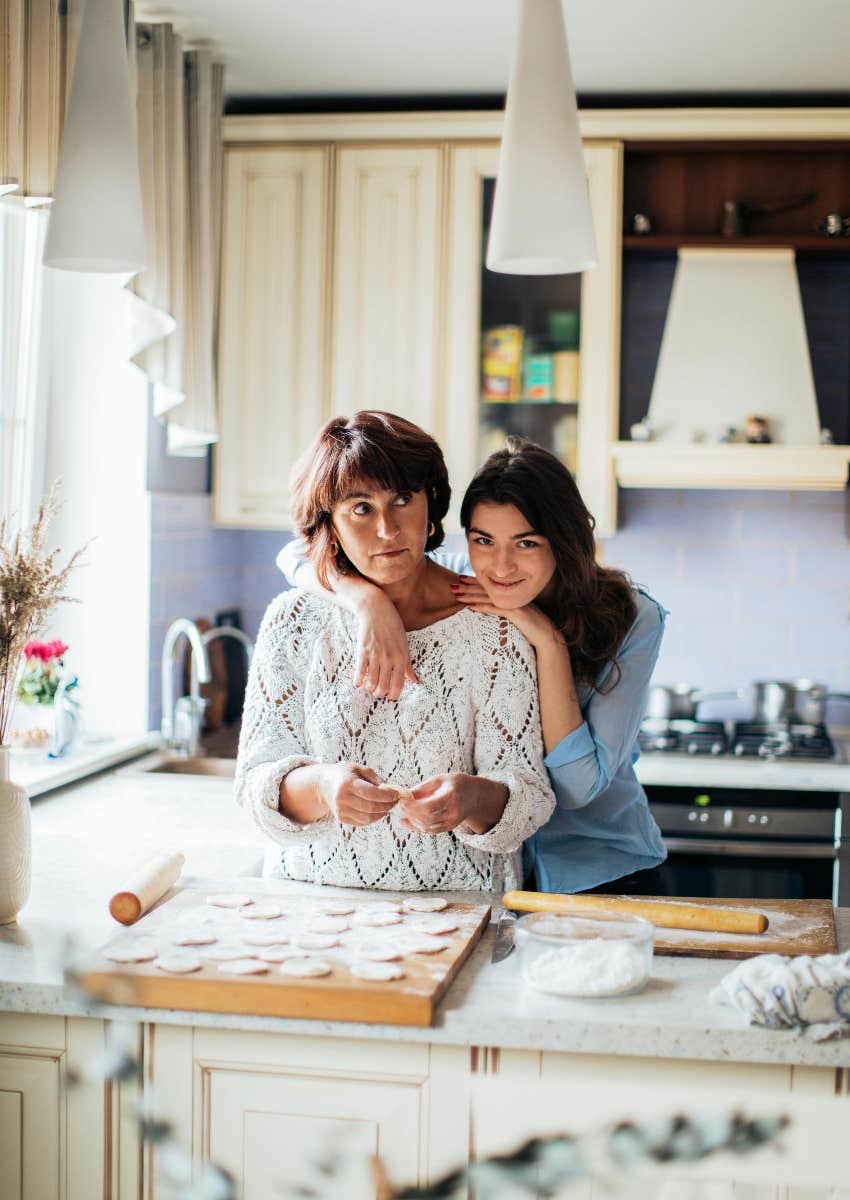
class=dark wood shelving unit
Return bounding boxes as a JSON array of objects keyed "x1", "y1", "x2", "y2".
[{"x1": 623, "y1": 235, "x2": 850, "y2": 252}]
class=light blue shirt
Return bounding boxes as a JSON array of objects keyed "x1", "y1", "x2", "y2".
[{"x1": 277, "y1": 540, "x2": 667, "y2": 893}]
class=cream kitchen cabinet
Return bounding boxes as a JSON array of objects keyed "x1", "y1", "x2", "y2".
[
  {"x1": 215, "y1": 145, "x2": 331, "y2": 528},
  {"x1": 0, "y1": 1013, "x2": 141, "y2": 1200},
  {"x1": 147, "y1": 1024, "x2": 469, "y2": 1200},
  {"x1": 215, "y1": 119, "x2": 623, "y2": 534}
]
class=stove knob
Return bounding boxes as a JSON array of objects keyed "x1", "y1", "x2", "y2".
[
  {"x1": 734, "y1": 744, "x2": 745, "y2": 756},
  {"x1": 759, "y1": 814, "x2": 769, "y2": 825},
  {"x1": 699, "y1": 812, "x2": 709, "y2": 823},
  {"x1": 723, "y1": 809, "x2": 734, "y2": 829},
  {"x1": 711, "y1": 741, "x2": 724, "y2": 755},
  {"x1": 747, "y1": 813, "x2": 757, "y2": 824},
  {"x1": 688, "y1": 811, "x2": 698, "y2": 822},
  {"x1": 687, "y1": 741, "x2": 698, "y2": 755}
]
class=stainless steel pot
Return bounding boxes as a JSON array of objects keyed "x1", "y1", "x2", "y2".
[
  {"x1": 645, "y1": 684, "x2": 741, "y2": 722},
  {"x1": 751, "y1": 680, "x2": 799, "y2": 724},
  {"x1": 790, "y1": 679, "x2": 850, "y2": 725}
]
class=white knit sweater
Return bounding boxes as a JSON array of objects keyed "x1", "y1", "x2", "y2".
[{"x1": 235, "y1": 590, "x2": 556, "y2": 892}]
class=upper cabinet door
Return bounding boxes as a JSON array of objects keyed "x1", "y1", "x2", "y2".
[
  {"x1": 444, "y1": 141, "x2": 623, "y2": 536},
  {"x1": 215, "y1": 146, "x2": 330, "y2": 527},
  {"x1": 330, "y1": 146, "x2": 442, "y2": 434}
]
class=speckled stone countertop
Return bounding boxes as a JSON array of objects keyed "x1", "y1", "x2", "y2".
[{"x1": 1, "y1": 761, "x2": 849, "y2": 1068}]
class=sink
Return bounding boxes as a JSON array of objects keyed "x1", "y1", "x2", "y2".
[{"x1": 141, "y1": 755, "x2": 236, "y2": 778}]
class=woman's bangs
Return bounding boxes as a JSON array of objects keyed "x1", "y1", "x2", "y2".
[{"x1": 322, "y1": 438, "x2": 420, "y2": 509}]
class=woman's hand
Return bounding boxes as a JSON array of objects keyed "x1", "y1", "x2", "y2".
[
  {"x1": 398, "y1": 773, "x2": 508, "y2": 836},
  {"x1": 450, "y1": 576, "x2": 562, "y2": 653},
  {"x1": 353, "y1": 592, "x2": 418, "y2": 701},
  {"x1": 319, "y1": 763, "x2": 400, "y2": 827}
]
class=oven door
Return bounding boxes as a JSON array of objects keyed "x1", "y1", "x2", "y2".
[{"x1": 658, "y1": 838, "x2": 837, "y2": 901}]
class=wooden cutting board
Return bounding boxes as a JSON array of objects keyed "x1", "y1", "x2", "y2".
[
  {"x1": 650, "y1": 897, "x2": 837, "y2": 959},
  {"x1": 77, "y1": 889, "x2": 491, "y2": 1027}
]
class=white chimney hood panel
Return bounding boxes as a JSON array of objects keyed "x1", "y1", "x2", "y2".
[{"x1": 646, "y1": 247, "x2": 820, "y2": 446}]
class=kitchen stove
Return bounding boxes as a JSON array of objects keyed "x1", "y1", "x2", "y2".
[{"x1": 639, "y1": 718, "x2": 836, "y2": 761}]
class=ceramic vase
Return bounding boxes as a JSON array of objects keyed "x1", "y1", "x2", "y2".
[{"x1": 0, "y1": 745, "x2": 31, "y2": 924}]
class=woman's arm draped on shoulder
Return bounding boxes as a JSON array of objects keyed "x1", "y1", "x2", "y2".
[
  {"x1": 234, "y1": 593, "x2": 335, "y2": 845},
  {"x1": 276, "y1": 537, "x2": 416, "y2": 699},
  {"x1": 545, "y1": 596, "x2": 667, "y2": 811},
  {"x1": 455, "y1": 616, "x2": 556, "y2": 855}
]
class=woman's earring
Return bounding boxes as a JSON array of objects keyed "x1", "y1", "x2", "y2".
[
  {"x1": 330, "y1": 539, "x2": 339, "y2": 555},
  {"x1": 427, "y1": 522, "x2": 435, "y2": 538}
]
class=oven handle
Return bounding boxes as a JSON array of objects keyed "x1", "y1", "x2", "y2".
[{"x1": 663, "y1": 838, "x2": 838, "y2": 860}]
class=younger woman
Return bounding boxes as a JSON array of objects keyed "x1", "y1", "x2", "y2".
[{"x1": 280, "y1": 435, "x2": 667, "y2": 895}]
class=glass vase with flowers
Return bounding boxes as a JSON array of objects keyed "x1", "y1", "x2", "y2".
[
  {"x1": 11, "y1": 640, "x2": 76, "y2": 751},
  {"x1": 0, "y1": 486, "x2": 85, "y2": 923}
]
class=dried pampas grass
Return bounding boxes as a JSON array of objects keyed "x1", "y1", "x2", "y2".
[{"x1": 0, "y1": 484, "x2": 86, "y2": 745}]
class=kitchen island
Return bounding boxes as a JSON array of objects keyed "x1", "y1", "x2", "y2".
[{"x1": 2, "y1": 761, "x2": 849, "y2": 1199}]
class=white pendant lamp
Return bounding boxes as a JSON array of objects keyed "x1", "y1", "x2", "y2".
[
  {"x1": 486, "y1": 0, "x2": 596, "y2": 276},
  {"x1": 43, "y1": 0, "x2": 147, "y2": 273}
]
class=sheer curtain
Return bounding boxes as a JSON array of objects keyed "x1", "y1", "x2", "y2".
[{"x1": 0, "y1": 200, "x2": 50, "y2": 525}]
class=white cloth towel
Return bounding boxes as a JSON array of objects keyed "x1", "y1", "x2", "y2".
[{"x1": 711, "y1": 951, "x2": 850, "y2": 1040}]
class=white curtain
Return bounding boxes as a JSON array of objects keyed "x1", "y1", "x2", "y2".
[
  {"x1": 0, "y1": 199, "x2": 50, "y2": 525},
  {"x1": 130, "y1": 25, "x2": 224, "y2": 456}
]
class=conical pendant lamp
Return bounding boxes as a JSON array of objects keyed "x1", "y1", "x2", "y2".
[
  {"x1": 486, "y1": 0, "x2": 596, "y2": 276},
  {"x1": 43, "y1": 0, "x2": 147, "y2": 272}
]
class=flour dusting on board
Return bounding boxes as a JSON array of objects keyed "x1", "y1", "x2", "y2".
[{"x1": 645, "y1": 899, "x2": 837, "y2": 959}]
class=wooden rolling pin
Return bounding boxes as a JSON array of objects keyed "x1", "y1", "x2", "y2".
[
  {"x1": 502, "y1": 891, "x2": 769, "y2": 935},
  {"x1": 109, "y1": 852, "x2": 185, "y2": 925}
]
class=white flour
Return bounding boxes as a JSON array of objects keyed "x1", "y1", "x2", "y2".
[{"x1": 524, "y1": 938, "x2": 649, "y2": 997}]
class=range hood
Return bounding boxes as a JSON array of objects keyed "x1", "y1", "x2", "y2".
[{"x1": 645, "y1": 248, "x2": 821, "y2": 446}]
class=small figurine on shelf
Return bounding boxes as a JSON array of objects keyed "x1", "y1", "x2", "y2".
[
  {"x1": 629, "y1": 419, "x2": 654, "y2": 442},
  {"x1": 745, "y1": 415, "x2": 772, "y2": 444},
  {"x1": 815, "y1": 212, "x2": 850, "y2": 237},
  {"x1": 631, "y1": 213, "x2": 653, "y2": 235}
]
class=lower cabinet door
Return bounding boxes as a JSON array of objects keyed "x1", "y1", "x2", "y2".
[
  {"x1": 0, "y1": 1051, "x2": 60, "y2": 1200},
  {"x1": 206, "y1": 1066, "x2": 425, "y2": 1198}
]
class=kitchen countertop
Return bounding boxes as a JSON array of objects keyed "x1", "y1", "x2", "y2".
[
  {"x1": 10, "y1": 731, "x2": 160, "y2": 797},
  {"x1": 1, "y1": 762, "x2": 849, "y2": 1069}
]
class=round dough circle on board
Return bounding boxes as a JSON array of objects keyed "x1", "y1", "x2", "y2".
[
  {"x1": 240, "y1": 926, "x2": 290, "y2": 947},
  {"x1": 203, "y1": 944, "x2": 257, "y2": 962},
  {"x1": 171, "y1": 929, "x2": 217, "y2": 946},
  {"x1": 104, "y1": 942, "x2": 157, "y2": 963},
  {"x1": 350, "y1": 961, "x2": 405, "y2": 982},
  {"x1": 238, "y1": 902, "x2": 283, "y2": 920},
  {"x1": 155, "y1": 952, "x2": 202, "y2": 974},
  {"x1": 206, "y1": 893, "x2": 253, "y2": 909},
  {"x1": 355, "y1": 942, "x2": 403, "y2": 962},
  {"x1": 403, "y1": 896, "x2": 449, "y2": 913},
  {"x1": 259, "y1": 945, "x2": 301, "y2": 963},
  {"x1": 353, "y1": 910, "x2": 402, "y2": 927},
  {"x1": 280, "y1": 957, "x2": 332, "y2": 978},
  {"x1": 293, "y1": 932, "x2": 340, "y2": 950},
  {"x1": 316, "y1": 900, "x2": 355, "y2": 916},
  {"x1": 308, "y1": 916, "x2": 350, "y2": 934},
  {"x1": 410, "y1": 916, "x2": 458, "y2": 935},
  {"x1": 406, "y1": 936, "x2": 450, "y2": 955},
  {"x1": 218, "y1": 958, "x2": 270, "y2": 975}
]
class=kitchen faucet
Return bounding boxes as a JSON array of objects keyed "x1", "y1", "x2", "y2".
[
  {"x1": 190, "y1": 624, "x2": 254, "y2": 726},
  {"x1": 160, "y1": 618, "x2": 211, "y2": 756}
]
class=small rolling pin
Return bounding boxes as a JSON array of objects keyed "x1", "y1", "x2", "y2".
[
  {"x1": 502, "y1": 890, "x2": 769, "y2": 935},
  {"x1": 109, "y1": 851, "x2": 185, "y2": 925}
]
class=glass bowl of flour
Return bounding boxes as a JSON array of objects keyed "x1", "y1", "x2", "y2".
[{"x1": 514, "y1": 913, "x2": 654, "y2": 998}]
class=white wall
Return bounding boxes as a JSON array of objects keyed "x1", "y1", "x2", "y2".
[{"x1": 44, "y1": 271, "x2": 151, "y2": 735}]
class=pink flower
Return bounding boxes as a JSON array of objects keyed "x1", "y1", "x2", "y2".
[{"x1": 23, "y1": 639, "x2": 68, "y2": 662}]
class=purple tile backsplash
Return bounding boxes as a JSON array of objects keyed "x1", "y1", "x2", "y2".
[{"x1": 149, "y1": 487, "x2": 850, "y2": 730}]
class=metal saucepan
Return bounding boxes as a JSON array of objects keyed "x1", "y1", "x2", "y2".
[
  {"x1": 644, "y1": 684, "x2": 742, "y2": 722},
  {"x1": 789, "y1": 679, "x2": 850, "y2": 726},
  {"x1": 751, "y1": 679, "x2": 850, "y2": 725}
]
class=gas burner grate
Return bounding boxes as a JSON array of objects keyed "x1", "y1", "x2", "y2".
[
  {"x1": 639, "y1": 719, "x2": 728, "y2": 756},
  {"x1": 731, "y1": 722, "x2": 836, "y2": 760}
]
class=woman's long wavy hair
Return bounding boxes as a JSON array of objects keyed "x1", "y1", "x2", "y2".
[{"x1": 460, "y1": 438, "x2": 636, "y2": 691}]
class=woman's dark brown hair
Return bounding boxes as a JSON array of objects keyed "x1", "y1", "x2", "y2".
[
  {"x1": 290, "y1": 411, "x2": 451, "y2": 587},
  {"x1": 459, "y1": 437, "x2": 636, "y2": 690}
]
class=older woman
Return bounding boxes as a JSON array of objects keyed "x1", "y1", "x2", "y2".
[{"x1": 235, "y1": 411, "x2": 555, "y2": 892}]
